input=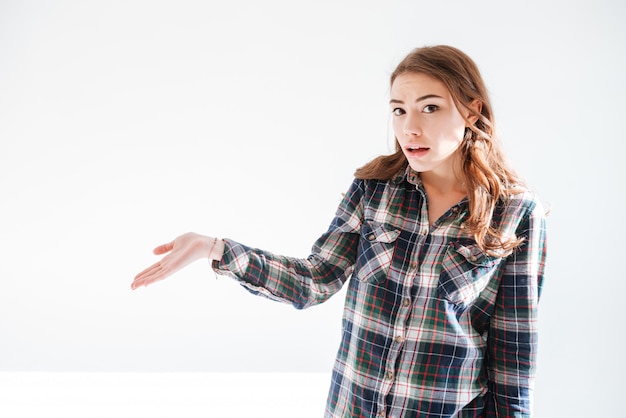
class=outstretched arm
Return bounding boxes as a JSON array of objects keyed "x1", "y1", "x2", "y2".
[{"x1": 131, "y1": 232, "x2": 225, "y2": 290}]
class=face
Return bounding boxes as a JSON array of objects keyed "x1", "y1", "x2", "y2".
[{"x1": 390, "y1": 72, "x2": 477, "y2": 178}]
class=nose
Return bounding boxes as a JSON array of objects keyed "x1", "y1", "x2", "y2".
[{"x1": 402, "y1": 112, "x2": 422, "y2": 136}]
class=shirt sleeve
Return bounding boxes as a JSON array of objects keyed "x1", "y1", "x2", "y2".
[
  {"x1": 486, "y1": 198, "x2": 548, "y2": 417},
  {"x1": 211, "y1": 178, "x2": 365, "y2": 309}
]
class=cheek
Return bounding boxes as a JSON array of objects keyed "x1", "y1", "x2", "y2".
[
  {"x1": 391, "y1": 119, "x2": 403, "y2": 138},
  {"x1": 440, "y1": 115, "x2": 466, "y2": 142},
  {"x1": 452, "y1": 125, "x2": 465, "y2": 142}
]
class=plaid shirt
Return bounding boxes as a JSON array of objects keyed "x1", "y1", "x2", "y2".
[{"x1": 213, "y1": 168, "x2": 547, "y2": 417}]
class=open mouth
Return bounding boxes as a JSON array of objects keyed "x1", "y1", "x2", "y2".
[{"x1": 405, "y1": 145, "x2": 430, "y2": 155}]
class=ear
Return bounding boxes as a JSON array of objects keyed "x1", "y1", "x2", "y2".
[{"x1": 465, "y1": 99, "x2": 482, "y2": 126}]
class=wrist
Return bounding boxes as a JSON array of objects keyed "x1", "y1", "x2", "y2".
[{"x1": 207, "y1": 237, "x2": 225, "y2": 261}]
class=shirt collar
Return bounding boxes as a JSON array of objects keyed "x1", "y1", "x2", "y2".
[
  {"x1": 392, "y1": 166, "x2": 422, "y2": 187},
  {"x1": 392, "y1": 165, "x2": 469, "y2": 219}
]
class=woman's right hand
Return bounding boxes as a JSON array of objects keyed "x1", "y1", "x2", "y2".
[{"x1": 131, "y1": 232, "x2": 224, "y2": 290}]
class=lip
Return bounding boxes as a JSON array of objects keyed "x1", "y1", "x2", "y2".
[{"x1": 404, "y1": 145, "x2": 430, "y2": 157}]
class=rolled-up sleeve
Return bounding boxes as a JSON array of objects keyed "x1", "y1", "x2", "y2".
[{"x1": 212, "y1": 179, "x2": 366, "y2": 309}]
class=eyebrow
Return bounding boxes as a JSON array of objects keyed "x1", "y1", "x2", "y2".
[{"x1": 389, "y1": 94, "x2": 444, "y2": 104}]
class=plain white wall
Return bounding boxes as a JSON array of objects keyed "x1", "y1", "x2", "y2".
[{"x1": 1, "y1": 0, "x2": 624, "y2": 416}]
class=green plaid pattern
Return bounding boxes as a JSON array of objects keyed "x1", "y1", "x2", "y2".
[{"x1": 213, "y1": 168, "x2": 547, "y2": 417}]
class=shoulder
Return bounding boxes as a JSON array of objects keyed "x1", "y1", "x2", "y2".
[
  {"x1": 497, "y1": 190, "x2": 548, "y2": 238},
  {"x1": 340, "y1": 176, "x2": 410, "y2": 214},
  {"x1": 347, "y1": 175, "x2": 406, "y2": 195},
  {"x1": 500, "y1": 189, "x2": 546, "y2": 217}
]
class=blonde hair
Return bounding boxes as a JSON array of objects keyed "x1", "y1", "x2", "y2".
[{"x1": 355, "y1": 45, "x2": 525, "y2": 256}]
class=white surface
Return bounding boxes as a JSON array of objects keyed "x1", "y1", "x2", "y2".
[{"x1": 0, "y1": 372, "x2": 331, "y2": 418}]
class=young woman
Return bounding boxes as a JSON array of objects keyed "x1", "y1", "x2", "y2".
[{"x1": 132, "y1": 45, "x2": 547, "y2": 417}]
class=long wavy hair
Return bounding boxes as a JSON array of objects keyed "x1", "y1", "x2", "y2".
[{"x1": 355, "y1": 45, "x2": 525, "y2": 256}]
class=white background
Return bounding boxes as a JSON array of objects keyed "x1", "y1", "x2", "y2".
[{"x1": 1, "y1": 0, "x2": 624, "y2": 416}]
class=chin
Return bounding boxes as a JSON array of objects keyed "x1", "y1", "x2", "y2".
[{"x1": 407, "y1": 161, "x2": 428, "y2": 173}]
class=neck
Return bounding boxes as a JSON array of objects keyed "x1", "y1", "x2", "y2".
[
  {"x1": 419, "y1": 152, "x2": 467, "y2": 195},
  {"x1": 420, "y1": 169, "x2": 466, "y2": 196},
  {"x1": 419, "y1": 168, "x2": 467, "y2": 226}
]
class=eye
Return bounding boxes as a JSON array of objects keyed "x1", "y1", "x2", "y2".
[
  {"x1": 423, "y1": 104, "x2": 439, "y2": 114},
  {"x1": 392, "y1": 107, "x2": 405, "y2": 116}
]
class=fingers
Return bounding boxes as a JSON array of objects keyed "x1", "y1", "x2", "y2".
[
  {"x1": 134, "y1": 261, "x2": 161, "y2": 281},
  {"x1": 131, "y1": 262, "x2": 159, "y2": 290},
  {"x1": 132, "y1": 251, "x2": 174, "y2": 289},
  {"x1": 153, "y1": 241, "x2": 174, "y2": 255},
  {"x1": 131, "y1": 262, "x2": 168, "y2": 290},
  {"x1": 132, "y1": 234, "x2": 198, "y2": 290},
  {"x1": 131, "y1": 241, "x2": 173, "y2": 290}
]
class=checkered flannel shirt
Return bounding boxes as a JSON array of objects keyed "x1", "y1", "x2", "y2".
[{"x1": 213, "y1": 168, "x2": 547, "y2": 417}]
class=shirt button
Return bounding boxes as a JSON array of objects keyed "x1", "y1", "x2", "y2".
[
  {"x1": 394, "y1": 335, "x2": 403, "y2": 344},
  {"x1": 368, "y1": 234, "x2": 376, "y2": 241},
  {"x1": 470, "y1": 255, "x2": 477, "y2": 262},
  {"x1": 403, "y1": 298, "x2": 410, "y2": 307},
  {"x1": 410, "y1": 262, "x2": 417, "y2": 270},
  {"x1": 386, "y1": 371, "x2": 394, "y2": 380},
  {"x1": 377, "y1": 409, "x2": 386, "y2": 417}
]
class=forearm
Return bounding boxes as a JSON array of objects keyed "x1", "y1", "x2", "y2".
[
  {"x1": 213, "y1": 238, "x2": 355, "y2": 309},
  {"x1": 487, "y1": 323, "x2": 537, "y2": 416}
]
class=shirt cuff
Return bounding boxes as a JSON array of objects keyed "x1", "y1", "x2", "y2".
[{"x1": 211, "y1": 238, "x2": 249, "y2": 278}]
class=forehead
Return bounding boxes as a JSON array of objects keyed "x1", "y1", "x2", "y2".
[{"x1": 390, "y1": 72, "x2": 450, "y2": 98}]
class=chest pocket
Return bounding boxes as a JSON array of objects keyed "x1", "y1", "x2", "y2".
[
  {"x1": 354, "y1": 221, "x2": 400, "y2": 284},
  {"x1": 438, "y1": 242, "x2": 502, "y2": 309}
]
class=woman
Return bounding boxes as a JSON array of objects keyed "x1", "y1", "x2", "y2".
[{"x1": 132, "y1": 45, "x2": 547, "y2": 417}]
